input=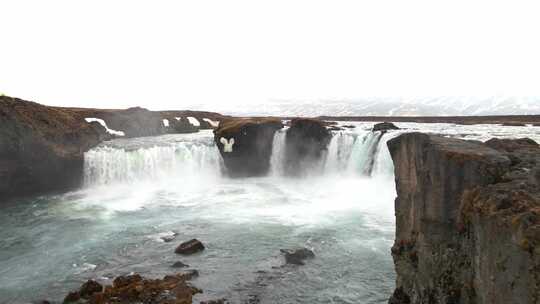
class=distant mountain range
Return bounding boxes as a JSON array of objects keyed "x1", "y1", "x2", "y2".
[{"x1": 191, "y1": 97, "x2": 540, "y2": 117}]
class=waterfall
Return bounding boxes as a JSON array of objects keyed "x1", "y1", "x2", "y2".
[
  {"x1": 339, "y1": 131, "x2": 384, "y2": 176},
  {"x1": 83, "y1": 128, "x2": 397, "y2": 186},
  {"x1": 270, "y1": 129, "x2": 287, "y2": 176},
  {"x1": 324, "y1": 132, "x2": 357, "y2": 173},
  {"x1": 268, "y1": 128, "x2": 396, "y2": 178},
  {"x1": 371, "y1": 132, "x2": 401, "y2": 178},
  {"x1": 84, "y1": 139, "x2": 221, "y2": 187}
]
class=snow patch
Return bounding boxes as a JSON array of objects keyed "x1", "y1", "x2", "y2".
[
  {"x1": 187, "y1": 117, "x2": 200, "y2": 127},
  {"x1": 203, "y1": 118, "x2": 219, "y2": 127},
  {"x1": 162, "y1": 119, "x2": 169, "y2": 127},
  {"x1": 85, "y1": 118, "x2": 125, "y2": 136},
  {"x1": 175, "y1": 117, "x2": 182, "y2": 121}
]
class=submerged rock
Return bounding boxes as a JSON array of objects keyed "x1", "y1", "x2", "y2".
[
  {"x1": 175, "y1": 239, "x2": 205, "y2": 255},
  {"x1": 372, "y1": 122, "x2": 399, "y2": 133},
  {"x1": 200, "y1": 299, "x2": 230, "y2": 304},
  {"x1": 79, "y1": 280, "x2": 103, "y2": 298},
  {"x1": 285, "y1": 118, "x2": 331, "y2": 175},
  {"x1": 214, "y1": 118, "x2": 283, "y2": 177},
  {"x1": 387, "y1": 132, "x2": 540, "y2": 304},
  {"x1": 280, "y1": 248, "x2": 315, "y2": 265},
  {"x1": 64, "y1": 273, "x2": 201, "y2": 304},
  {"x1": 171, "y1": 261, "x2": 190, "y2": 268}
]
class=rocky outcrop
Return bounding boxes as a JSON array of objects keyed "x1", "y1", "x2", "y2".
[
  {"x1": 63, "y1": 273, "x2": 201, "y2": 304},
  {"x1": 214, "y1": 118, "x2": 283, "y2": 177},
  {"x1": 0, "y1": 96, "x2": 108, "y2": 199},
  {"x1": 71, "y1": 106, "x2": 166, "y2": 137},
  {"x1": 166, "y1": 117, "x2": 200, "y2": 134},
  {"x1": 280, "y1": 248, "x2": 315, "y2": 265},
  {"x1": 175, "y1": 239, "x2": 205, "y2": 255},
  {"x1": 373, "y1": 122, "x2": 400, "y2": 133},
  {"x1": 284, "y1": 118, "x2": 331, "y2": 175},
  {"x1": 387, "y1": 133, "x2": 540, "y2": 304}
]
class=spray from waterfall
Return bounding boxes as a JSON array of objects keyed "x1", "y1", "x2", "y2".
[{"x1": 84, "y1": 140, "x2": 222, "y2": 187}]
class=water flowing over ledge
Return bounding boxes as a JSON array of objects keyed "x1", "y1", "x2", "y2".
[{"x1": 83, "y1": 128, "x2": 398, "y2": 187}]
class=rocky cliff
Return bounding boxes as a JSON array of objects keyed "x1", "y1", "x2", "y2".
[
  {"x1": 284, "y1": 118, "x2": 331, "y2": 176},
  {"x1": 387, "y1": 133, "x2": 540, "y2": 304},
  {"x1": 0, "y1": 96, "x2": 108, "y2": 199},
  {"x1": 214, "y1": 118, "x2": 283, "y2": 177},
  {"x1": 0, "y1": 96, "x2": 227, "y2": 199}
]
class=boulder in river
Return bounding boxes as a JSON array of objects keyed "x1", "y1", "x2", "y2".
[
  {"x1": 280, "y1": 248, "x2": 315, "y2": 265},
  {"x1": 64, "y1": 273, "x2": 201, "y2": 304},
  {"x1": 372, "y1": 122, "x2": 399, "y2": 133},
  {"x1": 214, "y1": 118, "x2": 283, "y2": 177},
  {"x1": 175, "y1": 239, "x2": 205, "y2": 255},
  {"x1": 285, "y1": 118, "x2": 331, "y2": 175},
  {"x1": 387, "y1": 132, "x2": 540, "y2": 304},
  {"x1": 171, "y1": 261, "x2": 190, "y2": 268}
]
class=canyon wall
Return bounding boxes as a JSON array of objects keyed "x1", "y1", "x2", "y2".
[
  {"x1": 0, "y1": 96, "x2": 225, "y2": 199},
  {"x1": 387, "y1": 133, "x2": 540, "y2": 304}
]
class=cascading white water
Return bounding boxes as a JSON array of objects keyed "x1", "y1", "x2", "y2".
[
  {"x1": 269, "y1": 129, "x2": 287, "y2": 176},
  {"x1": 269, "y1": 128, "x2": 396, "y2": 178},
  {"x1": 320, "y1": 130, "x2": 389, "y2": 177},
  {"x1": 84, "y1": 137, "x2": 222, "y2": 187}
]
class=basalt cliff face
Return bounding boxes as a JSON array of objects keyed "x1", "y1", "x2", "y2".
[
  {"x1": 214, "y1": 117, "x2": 283, "y2": 177},
  {"x1": 284, "y1": 118, "x2": 331, "y2": 176},
  {"x1": 387, "y1": 133, "x2": 540, "y2": 304},
  {"x1": 0, "y1": 96, "x2": 225, "y2": 199},
  {"x1": 0, "y1": 96, "x2": 108, "y2": 199}
]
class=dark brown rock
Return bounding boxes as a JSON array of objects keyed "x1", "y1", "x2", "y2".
[
  {"x1": 373, "y1": 122, "x2": 399, "y2": 133},
  {"x1": 0, "y1": 96, "x2": 108, "y2": 200},
  {"x1": 280, "y1": 248, "x2": 315, "y2": 265},
  {"x1": 502, "y1": 122, "x2": 527, "y2": 126},
  {"x1": 214, "y1": 118, "x2": 283, "y2": 177},
  {"x1": 388, "y1": 287, "x2": 411, "y2": 304},
  {"x1": 387, "y1": 133, "x2": 540, "y2": 304},
  {"x1": 65, "y1": 273, "x2": 200, "y2": 304},
  {"x1": 79, "y1": 280, "x2": 103, "y2": 298},
  {"x1": 166, "y1": 117, "x2": 199, "y2": 134},
  {"x1": 171, "y1": 261, "x2": 189, "y2": 268},
  {"x1": 285, "y1": 118, "x2": 331, "y2": 175},
  {"x1": 63, "y1": 291, "x2": 81, "y2": 303},
  {"x1": 175, "y1": 239, "x2": 205, "y2": 255},
  {"x1": 201, "y1": 299, "x2": 229, "y2": 304}
]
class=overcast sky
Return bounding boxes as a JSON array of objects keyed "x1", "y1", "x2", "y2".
[{"x1": 1, "y1": 0, "x2": 539, "y2": 110}]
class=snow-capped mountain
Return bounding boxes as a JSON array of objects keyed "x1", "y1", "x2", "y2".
[{"x1": 191, "y1": 97, "x2": 540, "y2": 116}]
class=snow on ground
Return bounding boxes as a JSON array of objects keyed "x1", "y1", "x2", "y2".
[
  {"x1": 85, "y1": 118, "x2": 125, "y2": 136},
  {"x1": 187, "y1": 117, "x2": 200, "y2": 126},
  {"x1": 203, "y1": 118, "x2": 219, "y2": 127}
]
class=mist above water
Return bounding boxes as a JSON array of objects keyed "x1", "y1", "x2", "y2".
[{"x1": 1, "y1": 123, "x2": 539, "y2": 303}]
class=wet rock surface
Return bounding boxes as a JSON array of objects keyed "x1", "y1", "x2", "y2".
[
  {"x1": 387, "y1": 132, "x2": 540, "y2": 304},
  {"x1": 280, "y1": 248, "x2": 315, "y2": 265},
  {"x1": 63, "y1": 273, "x2": 201, "y2": 304},
  {"x1": 0, "y1": 96, "x2": 108, "y2": 199},
  {"x1": 214, "y1": 118, "x2": 283, "y2": 177},
  {"x1": 175, "y1": 239, "x2": 205, "y2": 255},
  {"x1": 285, "y1": 118, "x2": 331, "y2": 175},
  {"x1": 171, "y1": 261, "x2": 190, "y2": 268},
  {"x1": 372, "y1": 122, "x2": 399, "y2": 133}
]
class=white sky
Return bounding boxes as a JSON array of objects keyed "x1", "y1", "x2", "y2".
[{"x1": 1, "y1": 0, "x2": 539, "y2": 110}]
